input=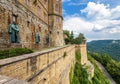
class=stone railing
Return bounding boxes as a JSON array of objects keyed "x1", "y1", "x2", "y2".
[
  {"x1": 0, "y1": 45, "x2": 75, "y2": 84},
  {"x1": 0, "y1": 75, "x2": 29, "y2": 84}
]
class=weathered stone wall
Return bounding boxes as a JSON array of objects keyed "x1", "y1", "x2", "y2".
[
  {"x1": 48, "y1": 0, "x2": 64, "y2": 47},
  {"x1": 80, "y1": 44, "x2": 88, "y2": 65},
  {"x1": 0, "y1": 0, "x2": 49, "y2": 50},
  {"x1": 0, "y1": 45, "x2": 75, "y2": 84},
  {"x1": 0, "y1": 75, "x2": 30, "y2": 84},
  {"x1": 76, "y1": 44, "x2": 88, "y2": 65},
  {"x1": 0, "y1": 0, "x2": 65, "y2": 50}
]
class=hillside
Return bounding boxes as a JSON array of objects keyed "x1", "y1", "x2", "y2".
[{"x1": 87, "y1": 40, "x2": 120, "y2": 61}]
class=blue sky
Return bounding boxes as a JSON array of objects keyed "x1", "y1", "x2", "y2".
[{"x1": 62, "y1": 0, "x2": 120, "y2": 41}]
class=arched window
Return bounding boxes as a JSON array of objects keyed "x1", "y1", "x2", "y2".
[
  {"x1": 44, "y1": 12, "x2": 47, "y2": 20},
  {"x1": 44, "y1": 0, "x2": 47, "y2": 5},
  {"x1": 39, "y1": 26, "x2": 41, "y2": 32},
  {"x1": 55, "y1": 4, "x2": 59, "y2": 12},
  {"x1": 37, "y1": 6, "x2": 41, "y2": 15},
  {"x1": 12, "y1": 15, "x2": 18, "y2": 23},
  {"x1": 26, "y1": 0, "x2": 30, "y2": 6},
  {"x1": 56, "y1": 16, "x2": 59, "y2": 23}
]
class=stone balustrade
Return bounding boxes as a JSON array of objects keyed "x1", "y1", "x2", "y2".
[{"x1": 0, "y1": 45, "x2": 75, "y2": 84}]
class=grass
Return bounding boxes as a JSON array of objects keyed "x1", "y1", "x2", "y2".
[{"x1": 0, "y1": 48, "x2": 33, "y2": 59}]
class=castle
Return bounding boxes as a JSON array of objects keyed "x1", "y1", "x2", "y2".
[
  {"x1": 0, "y1": 1, "x2": 91, "y2": 84},
  {"x1": 0, "y1": 0, "x2": 64, "y2": 50}
]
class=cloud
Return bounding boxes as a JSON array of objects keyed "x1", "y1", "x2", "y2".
[
  {"x1": 111, "y1": 6, "x2": 120, "y2": 19},
  {"x1": 63, "y1": 15, "x2": 94, "y2": 38},
  {"x1": 81, "y1": 2, "x2": 120, "y2": 20},
  {"x1": 63, "y1": 2, "x2": 120, "y2": 41},
  {"x1": 81, "y1": 2, "x2": 110, "y2": 20},
  {"x1": 68, "y1": 2, "x2": 87, "y2": 6}
]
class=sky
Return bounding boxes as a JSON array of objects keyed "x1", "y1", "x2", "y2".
[{"x1": 62, "y1": 0, "x2": 120, "y2": 42}]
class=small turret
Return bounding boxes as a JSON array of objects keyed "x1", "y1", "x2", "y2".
[{"x1": 48, "y1": 0, "x2": 64, "y2": 46}]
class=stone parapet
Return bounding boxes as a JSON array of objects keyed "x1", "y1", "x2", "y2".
[
  {"x1": 0, "y1": 75, "x2": 30, "y2": 84},
  {"x1": 0, "y1": 45, "x2": 75, "y2": 84}
]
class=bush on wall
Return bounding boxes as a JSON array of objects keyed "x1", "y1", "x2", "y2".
[{"x1": 0, "y1": 48, "x2": 33, "y2": 59}]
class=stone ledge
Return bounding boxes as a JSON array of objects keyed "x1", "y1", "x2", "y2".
[
  {"x1": 0, "y1": 75, "x2": 30, "y2": 84},
  {"x1": 0, "y1": 45, "x2": 73, "y2": 66}
]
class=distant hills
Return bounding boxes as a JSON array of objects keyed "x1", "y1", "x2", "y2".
[{"x1": 87, "y1": 40, "x2": 120, "y2": 61}]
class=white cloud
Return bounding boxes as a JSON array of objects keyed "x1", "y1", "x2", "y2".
[
  {"x1": 68, "y1": 2, "x2": 87, "y2": 6},
  {"x1": 63, "y1": 2, "x2": 120, "y2": 41},
  {"x1": 81, "y1": 2, "x2": 110, "y2": 20},
  {"x1": 63, "y1": 16, "x2": 94, "y2": 38},
  {"x1": 81, "y1": 2, "x2": 120, "y2": 20},
  {"x1": 111, "y1": 6, "x2": 120, "y2": 19}
]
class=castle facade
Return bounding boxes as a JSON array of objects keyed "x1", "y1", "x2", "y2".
[{"x1": 0, "y1": 0, "x2": 64, "y2": 49}]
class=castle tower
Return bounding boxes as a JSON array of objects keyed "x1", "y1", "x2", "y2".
[
  {"x1": 48, "y1": 0, "x2": 64, "y2": 46},
  {"x1": 80, "y1": 39, "x2": 88, "y2": 65}
]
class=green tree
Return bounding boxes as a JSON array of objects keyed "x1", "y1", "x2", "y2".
[
  {"x1": 74, "y1": 33, "x2": 85, "y2": 44},
  {"x1": 63, "y1": 30, "x2": 85, "y2": 44}
]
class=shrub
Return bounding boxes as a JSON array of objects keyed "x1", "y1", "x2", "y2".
[
  {"x1": 70, "y1": 51, "x2": 91, "y2": 84},
  {"x1": 88, "y1": 54, "x2": 110, "y2": 84},
  {"x1": 63, "y1": 51, "x2": 67, "y2": 58},
  {"x1": 0, "y1": 48, "x2": 33, "y2": 59},
  {"x1": 90, "y1": 52, "x2": 120, "y2": 84}
]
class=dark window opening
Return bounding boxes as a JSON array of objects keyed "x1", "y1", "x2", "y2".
[
  {"x1": 39, "y1": 26, "x2": 41, "y2": 32},
  {"x1": 45, "y1": 30, "x2": 47, "y2": 34},
  {"x1": 27, "y1": 21, "x2": 30, "y2": 27},
  {"x1": 12, "y1": 15, "x2": 17, "y2": 23},
  {"x1": 49, "y1": 31, "x2": 52, "y2": 34},
  {"x1": 57, "y1": 31, "x2": 59, "y2": 34}
]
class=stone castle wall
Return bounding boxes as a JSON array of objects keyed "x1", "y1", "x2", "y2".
[
  {"x1": 0, "y1": 0, "x2": 64, "y2": 50},
  {"x1": 0, "y1": 0, "x2": 49, "y2": 50},
  {"x1": 76, "y1": 44, "x2": 88, "y2": 65},
  {"x1": 80, "y1": 44, "x2": 88, "y2": 65},
  {"x1": 0, "y1": 45, "x2": 75, "y2": 84}
]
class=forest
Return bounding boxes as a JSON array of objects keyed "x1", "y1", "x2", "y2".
[
  {"x1": 69, "y1": 51, "x2": 110, "y2": 84},
  {"x1": 87, "y1": 40, "x2": 120, "y2": 61},
  {"x1": 90, "y1": 52, "x2": 120, "y2": 84}
]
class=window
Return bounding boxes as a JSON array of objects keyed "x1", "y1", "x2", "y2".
[
  {"x1": 44, "y1": 0, "x2": 47, "y2": 5},
  {"x1": 39, "y1": 26, "x2": 41, "y2": 32},
  {"x1": 55, "y1": 4, "x2": 59, "y2": 12},
  {"x1": 8, "y1": 14, "x2": 11, "y2": 24},
  {"x1": 57, "y1": 31, "x2": 59, "y2": 34},
  {"x1": 56, "y1": 17, "x2": 59, "y2": 23},
  {"x1": 12, "y1": 15, "x2": 17, "y2": 23},
  {"x1": 26, "y1": 0, "x2": 30, "y2": 6},
  {"x1": 45, "y1": 30, "x2": 47, "y2": 34},
  {"x1": 49, "y1": 31, "x2": 52, "y2": 34},
  {"x1": 44, "y1": 12, "x2": 47, "y2": 20},
  {"x1": 37, "y1": 6, "x2": 41, "y2": 15},
  {"x1": 27, "y1": 21, "x2": 30, "y2": 27}
]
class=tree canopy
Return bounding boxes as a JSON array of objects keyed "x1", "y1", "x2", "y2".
[{"x1": 63, "y1": 30, "x2": 85, "y2": 44}]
